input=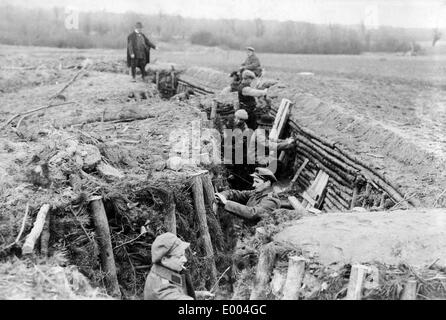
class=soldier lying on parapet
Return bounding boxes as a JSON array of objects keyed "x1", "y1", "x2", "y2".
[
  {"x1": 214, "y1": 167, "x2": 281, "y2": 222},
  {"x1": 144, "y1": 232, "x2": 214, "y2": 300}
]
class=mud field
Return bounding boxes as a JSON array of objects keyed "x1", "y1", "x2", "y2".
[{"x1": 0, "y1": 44, "x2": 445, "y2": 300}]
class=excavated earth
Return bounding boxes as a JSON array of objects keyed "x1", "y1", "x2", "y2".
[{"x1": 1, "y1": 45, "x2": 446, "y2": 299}]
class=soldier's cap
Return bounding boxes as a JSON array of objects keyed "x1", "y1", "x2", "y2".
[
  {"x1": 229, "y1": 71, "x2": 239, "y2": 77},
  {"x1": 242, "y1": 70, "x2": 256, "y2": 80},
  {"x1": 250, "y1": 167, "x2": 277, "y2": 183},
  {"x1": 234, "y1": 109, "x2": 249, "y2": 120},
  {"x1": 135, "y1": 22, "x2": 143, "y2": 28},
  {"x1": 246, "y1": 46, "x2": 255, "y2": 52},
  {"x1": 151, "y1": 232, "x2": 190, "y2": 263}
]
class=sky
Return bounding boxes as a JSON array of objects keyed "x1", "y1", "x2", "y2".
[{"x1": 2, "y1": 0, "x2": 446, "y2": 29}]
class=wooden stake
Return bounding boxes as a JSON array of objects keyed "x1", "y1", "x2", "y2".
[
  {"x1": 282, "y1": 256, "x2": 306, "y2": 300},
  {"x1": 401, "y1": 280, "x2": 418, "y2": 300},
  {"x1": 40, "y1": 211, "x2": 51, "y2": 257},
  {"x1": 250, "y1": 243, "x2": 278, "y2": 300},
  {"x1": 351, "y1": 184, "x2": 359, "y2": 209},
  {"x1": 345, "y1": 264, "x2": 368, "y2": 300},
  {"x1": 90, "y1": 197, "x2": 121, "y2": 298},
  {"x1": 22, "y1": 204, "x2": 51, "y2": 255},
  {"x1": 362, "y1": 182, "x2": 372, "y2": 207},
  {"x1": 165, "y1": 192, "x2": 177, "y2": 235},
  {"x1": 190, "y1": 176, "x2": 218, "y2": 286}
]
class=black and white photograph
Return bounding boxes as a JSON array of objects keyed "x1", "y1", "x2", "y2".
[{"x1": 0, "y1": 0, "x2": 445, "y2": 304}]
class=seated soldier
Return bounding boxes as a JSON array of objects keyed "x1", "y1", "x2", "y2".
[
  {"x1": 144, "y1": 232, "x2": 214, "y2": 300},
  {"x1": 240, "y1": 47, "x2": 262, "y2": 77},
  {"x1": 214, "y1": 167, "x2": 281, "y2": 222}
]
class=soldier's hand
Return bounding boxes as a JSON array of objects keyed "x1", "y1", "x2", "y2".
[
  {"x1": 195, "y1": 290, "x2": 215, "y2": 300},
  {"x1": 215, "y1": 193, "x2": 227, "y2": 205},
  {"x1": 130, "y1": 54, "x2": 135, "y2": 59}
]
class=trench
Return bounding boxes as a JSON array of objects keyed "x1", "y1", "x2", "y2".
[
  {"x1": 23, "y1": 67, "x2": 418, "y2": 300},
  {"x1": 173, "y1": 73, "x2": 416, "y2": 213}
]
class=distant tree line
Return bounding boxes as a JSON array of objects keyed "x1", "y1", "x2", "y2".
[{"x1": 0, "y1": 5, "x2": 435, "y2": 54}]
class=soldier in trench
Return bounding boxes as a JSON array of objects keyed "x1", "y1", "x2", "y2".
[
  {"x1": 144, "y1": 232, "x2": 215, "y2": 300},
  {"x1": 237, "y1": 70, "x2": 268, "y2": 130},
  {"x1": 214, "y1": 167, "x2": 281, "y2": 223}
]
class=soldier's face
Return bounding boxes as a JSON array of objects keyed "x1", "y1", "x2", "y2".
[
  {"x1": 247, "y1": 50, "x2": 253, "y2": 57},
  {"x1": 161, "y1": 248, "x2": 187, "y2": 272},
  {"x1": 136, "y1": 27, "x2": 143, "y2": 33},
  {"x1": 253, "y1": 177, "x2": 270, "y2": 192}
]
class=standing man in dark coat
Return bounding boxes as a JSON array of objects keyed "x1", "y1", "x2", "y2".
[{"x1": 127, "y1": 22, "x2": 157, "y2": 82}]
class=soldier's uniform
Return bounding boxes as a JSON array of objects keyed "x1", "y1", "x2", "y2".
[
  {"x1": 219, "y1": 187, "x2": 281, "y2": 222},
  {"x1": 144, "y1": 263, "x2": 195, "y2": 300},
  {"x1": 241, "y1": 51, "x2": 262, "y2": 77},
  {"x1": 144, "y1": 233, "x2": 195, "y2": 300}
]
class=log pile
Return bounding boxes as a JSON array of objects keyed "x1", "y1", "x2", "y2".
[{"x1": 269, "y1": 108, "x2": 415, "y2": 211}]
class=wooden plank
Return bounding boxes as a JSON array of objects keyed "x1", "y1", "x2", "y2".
[
  {"x1": 272, "y1": 99, "x2": 288, "y2": 131},
  {"x1": 291, "y1": 158, "x2": 309, "y2": 184},
  {"x1": 345, "y1": 264, "x2": 368, "y2": 300},
  {"x1": 288, "y1": 196, "x2": 307, "y2": 215}
]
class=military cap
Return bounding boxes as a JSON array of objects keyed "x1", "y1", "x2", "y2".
[
  {"x1": 234, "y1": 109, "x2": 249, "y2": 120},
  {"x1": 242, "y1": 70, "x2": 256, "y2": 80},
  {"x1": 135, "y1": 22, "x2": 143, "y2": 28},
  {"x1": 250, "y1": 167, "x2": 277, "y2": 183},
  {"x1": 151, "y1": 232, "x2": 190, "y2": 263},
  {"x1": 246, "y1": 47, "x2": 255, "y2": 52}
]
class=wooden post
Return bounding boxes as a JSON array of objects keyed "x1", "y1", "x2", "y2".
[
  {"x1": 165, "y1": 192, "x2": 177, "y2": 235},
  {"x1": 210, "y1": 101, "x2": 217, "y2": 120},
  {"x1": 22, "y1": 204, "x2": 50, "y2": 255},
  {"x1": 401, "y1": 279, "x2": 418, "y2": 300},
  {"x1": 282, "y1": 256, "x2": 306, "y2": 300},
  {"x1": 350, "y1": 184, "x2": 359, "y2": 209},
  {"x1": 345, "y1": 264, "x2": 368, "y2": 300},
  {"x1": 155, "y1": 72, "x2": 160, "y2": 90},
  {"x1": 362, "y1": 182, "x2": 372, "y2": 207},
  {"x1": 288, "y1": 196, "x2": 307, "y2": 215},
  {"x1": 291, "y1": 158, "x2": 309, "y2": 184},
  {"x1": 40, "y1": 211, "x2": 51, "y2": 256},
  {"x1": 190, "y1": 176, "x2": 218, "y2": 286},
  {"x1": 201, "y1": 173, "x2": 216, "y2": 210},
  {"x1": 90, "y1": 196, "x2": 121, "y2": 298},
  {"x1": 250, "y1": 243, "x2": 277, "y2": 300}
]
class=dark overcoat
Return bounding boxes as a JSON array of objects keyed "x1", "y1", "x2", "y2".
[{"x1": 127, "y1": 31, "x2": 156, "y2": 67}]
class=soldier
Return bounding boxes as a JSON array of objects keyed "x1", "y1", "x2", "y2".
[
  {"x1": 240, "y1": 47, "x2": 262, "y2": 77},
  {"x1": 127, "y1": 22, "x2": 157, "y2": 82},
  {"x1": 238, "y1": 70, "x2": 268, "y2": 130},
  {"x1": 233, "y1": 109, "x2": 249, "y2": 132},
  {"x1": 214, "y1": 167, "x2": 281, "y2": 222},
  {"x1": 144, "y1": 232, "x2": 214, "y2": 300}
]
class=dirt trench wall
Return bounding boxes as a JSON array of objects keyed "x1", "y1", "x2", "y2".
[
  {"x1": 267, "y1": 89, "x2": 445, "y2": 207},
  {"x1": 176, "y1": 66, "x2": 444, "y2": 207}
]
